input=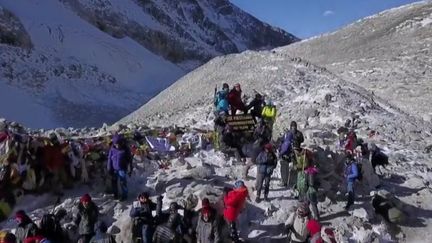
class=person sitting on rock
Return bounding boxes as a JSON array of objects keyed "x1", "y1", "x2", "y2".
[
  {"x1": 14, "y1": 210, "x2": 38, "y2": 243},
  {"x1": 371, "y1": 190, "x2": 406, "y2": 224}
]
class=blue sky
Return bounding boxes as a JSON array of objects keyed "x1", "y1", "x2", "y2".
[{"x1": 230, "y1": 0, "x2": 421, "y2": 38}]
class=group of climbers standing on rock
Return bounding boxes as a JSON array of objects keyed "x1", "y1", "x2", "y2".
[{"x1": 211, "y1": 82, "x2": 406, "y2": 242}]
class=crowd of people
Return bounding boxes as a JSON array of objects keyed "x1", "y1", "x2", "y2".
[{"x1": 0, "y1": 82, "x2": 407, "y2": 243}]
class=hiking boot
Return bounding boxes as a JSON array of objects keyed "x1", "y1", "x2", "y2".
[
  {"x1": 264, "y1": 196, "x2": 270, "y2": 202},
  {"x1": 255, "y1": 197, "x2": 261, "y2": 203}
]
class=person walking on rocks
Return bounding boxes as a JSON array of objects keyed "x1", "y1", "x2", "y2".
[
  {"x1": 344, "y1": 154, "x2": 359, "y2": 210},
  {"x1": 279, "y1": 121, "x2": 304, "y2": 187},
  {"x1": 107, "y1": 134, "x2": 133, "y2": 201},
  {"x1": 223, "y1": 180, "x2": 249, "y2": 243},
  {"x1": 74, "y1": 194, "x2": 99, "y2": 243},
  {"x1": 255, "y1": 144, "x2": 277, "y2": 202}
]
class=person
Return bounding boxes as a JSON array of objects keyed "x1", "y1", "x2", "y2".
[
  {"x1": 195, "y1": 198, "x2": 221, "y2": 243},
  {"x1": 293, "y1": 146, "x2": 314, "y2": 200},
  {"x1": 279, "y1": 121, "x2": 304, "y2": 187},
  {"x1": 152, "y1": 202, "x2": 185, "y2": 243},
  {"x1": 253, "y1": 120, "x2": 272, "y2": 147},
  {"x1": 214, "y1": 83, "x2": 230, "y2": 115},
  {"x1": 307, "y1": 219, "x2": 322, "y2": 243},
  {"x1": 89, "y1": 221, "x2": 116, "y2": 243},
  {"x1": 255, "y1": 144, "x2": 277, "y2": 202},
  {"x1": 246, "y1": 93, "x2": 264, "y2": 122},
  {"x1": 223, "y1": 180, "x2": 248, "y2": 243},
  {"x1": 344, "y1": 154, "x2": 359, "y2": 210},
  {"x1": 107, "y1": 134, "x2": 133, "y2": 201},
  {"x1": 261, "y1": 98, "x2": 277, "y2": 127},
  {"x1": 39, "y1": 210, "x2": 67, "y2": 242},
  {"x1": 228, "y1": 83, "x2": 246, "y2": 115},
  {"x1": 213, "y1": 112, "x2": 227, "y2": 151},
  {"x1": 354, "y1": 145, "x2": 380, "y2": 192},
  {"x1": 74, "y1": 194, "x2": 99, "y2": 243},
  {"x1": 130, "y1": 192, "x2": 158, "y2": 243},
  {"x1": 305, "y1": 165, "x2": 319, "y2": 220},
  {"x1": 241, "y1": 142, "x2": 261, "y2": 179},
  {"x1": 368, "y1": 143, "x2": 389, "y2": 174},
  {"x1": 42, "y1": 133, "x2": 70, "y2": 195},
  {"x1": 285, "y1": 202, "x2": 310, "y2": 243},
  {"x1": 0, "y1": 231, "x2": 16, "y2": 243},
  {"x1": 14, "y1": 210, "x2": 38, "y2": 243},
  {"x1": 23, "y1": 234, "x2": 51, "y2": 243},
  {"x1": 371, "y1": 190, "x2": 406, "y2": 224}
]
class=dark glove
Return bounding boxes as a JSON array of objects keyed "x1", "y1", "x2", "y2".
[{"x1": 157, "y1": 195, "x2": 163, "y2": 201}]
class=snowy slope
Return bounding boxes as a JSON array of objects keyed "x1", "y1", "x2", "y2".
[
  {"x1": 0, "y1": 0, "x2": 298, "y2": 129},
  {"x1": 280, "y1": 0, "x2": 432, "y2": 121}
]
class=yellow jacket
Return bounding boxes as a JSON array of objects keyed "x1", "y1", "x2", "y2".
[{"x1": 262, "y1": 105, "x2": 277, "y2": 121}]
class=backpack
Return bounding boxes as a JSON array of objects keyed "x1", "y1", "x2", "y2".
[
  {"x1": 40, "y1": 214, "x2": 62, "y2": 237},
  {"x1": 356, "y1": 163, "x2": 363, "y2": 181},
  {"x1": 296, "y1": 171, "x2": 308, "y2": 196}
]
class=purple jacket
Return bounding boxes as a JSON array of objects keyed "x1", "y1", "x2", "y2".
[
  {"x1": 279, "y1": 132, "x2": 294, "y2": 156},
  {"x1": 107, "y1": 146, "x2": 132, "y2": 172}
]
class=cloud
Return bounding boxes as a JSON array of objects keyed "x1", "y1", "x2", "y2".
[{"x1": 323, "y1": 10, "x2": 335, "y2": 17}]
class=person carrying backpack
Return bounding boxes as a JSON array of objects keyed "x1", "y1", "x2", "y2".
[
  {"x1": 344, "y1": 154, "x2": 359, "y2": 210},
  {"x1": 214, "y1": 83, "x2": 229, "y2": 115},
  {"x1": 261, "y1": 98, "x2": 277, "y2": 128},
  {"x1": 129, "y1": 192, "x2": 158, "y2": 243},
  {"x1": 278, "y1": 122, "x2": 304, "y2": 187},
  {"x1": 305, "y1": 165, "x2": 320, "y2": 220},
  {"x1": 285, "y1": 202, "x2": 310, "y2": 243},
  {"x1": 14, "y1": 210, "x2": 38, "y2": 243},
  {"x1": 89, "y1": 221, "x2": 116, "y2": 243},
  {"x1": 255, "y1": 144, "x2": 277, "y2": 202}
]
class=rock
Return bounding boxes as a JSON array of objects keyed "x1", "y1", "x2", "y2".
[{"x1": 352, "y1": 208, "x2": 370, "y2": 220}]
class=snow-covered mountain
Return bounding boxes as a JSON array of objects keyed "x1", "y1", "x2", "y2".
[
  {"x1": 119, "y1": 3, "x2": 432, "y2": 241},
  {"x1": 280, "y1": 0, "x2": 432, "y2": 121},
  {"x1": 0, "y1": 0, "x2": 298, "y2": 129}
]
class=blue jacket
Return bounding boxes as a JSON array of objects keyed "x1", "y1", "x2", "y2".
[
  {"x1": 107, "y1": 146, "x2": 132, "y2": 172},
  {"x1": 345, "y1": 162, "x2": 359, "y2": 182},
  {"x1": 279, "y1": 132, "x2": 294, "y2": 156},
  {"x1": 214, "y1": 90, "x2": 229, "y2": 113},
  {"x1": 257, "y1": 151, "x2": 277, "y2": 175}
]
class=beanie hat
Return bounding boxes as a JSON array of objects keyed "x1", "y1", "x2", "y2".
[
  {"x1": 290, "y1": 121, "x2": 297, "y2": 128},
  {"x1": 80, "y1": 194, "x2": 91, "y2": 203},
  {"x1": 202, "y1": 207, "x2": 211, "y2": 217},
  {"x1": 234, "y1": 180, "x2": 244, "y2": 189},
  {"x1": 234, "y1": 83, "x2": 241, "y2": 88},
  {"x1": 112, "y1": 134, "x2": 122, "y2": 145},
  {"x1": 222, "y1": 83, "x2": 229, "y2": 89},
  {"x1": 15, "y1": 210, "x2": 26, "y2": 221},
  {"x1": 264, "y1": 143, "x2": 273, "y2": 151}
]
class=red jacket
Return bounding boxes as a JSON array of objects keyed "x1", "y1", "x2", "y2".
[
  {"x1": 345, "y1": 132, "x2": 357, "y2": 153},
  {"x1": 43, "y1": 143, "x2": 67, "y2": 172},
  {"x1": 223, "y1": 186, "x2": 248, "y2": 222},
  {"x1": 228, "y1": 89, "x2": 245, "y2": 110}
]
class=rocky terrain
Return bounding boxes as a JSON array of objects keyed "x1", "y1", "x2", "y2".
[
  {"x1": 280, "y1": 1, "x2": 432, "y2": 121},
  {"x1": 118, "y1": 2, "x2": 432, "y2": 241}
]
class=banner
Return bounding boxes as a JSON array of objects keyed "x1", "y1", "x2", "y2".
[{"x1": 225, "y1": 114, "x2": 256, "y2": 132}]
